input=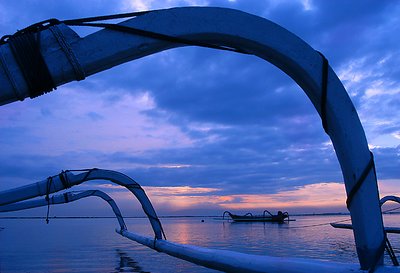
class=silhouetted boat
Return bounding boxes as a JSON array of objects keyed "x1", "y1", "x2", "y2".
[{"x1": 223, "y1": 210, "x2": 289, "y2": 222}]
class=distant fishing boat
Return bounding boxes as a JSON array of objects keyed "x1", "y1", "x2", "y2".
[{"x1": 223, "y1": 210, "x2": 289, "y2": 223}]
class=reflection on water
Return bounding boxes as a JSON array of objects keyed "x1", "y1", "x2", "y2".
[
  {"x1": 115, "y1": 249, "x2": 149, "y2": 273},
  {"x1": 0, "y1": 215, "x2": 399, "y2": 272}
]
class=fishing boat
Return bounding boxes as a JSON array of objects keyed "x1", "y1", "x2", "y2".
[
  {"x1": 223, "y1": 210, "x2": 289, "y2": 222},
  {"x1": 0, "y1": 6, "x2": 399, "y2": 272}
]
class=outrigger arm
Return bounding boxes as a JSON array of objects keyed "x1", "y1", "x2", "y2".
[
  {"x1": 0, "y1": 169, "x2": 164, "y2": 239},
  {"x1": 0, "y1": 189, "x2": 127, "y2": 230},
  {"x1": 332, "y1": 195, "x2": 400, "y2": 234},
  {"x1": 0, "y1": 6, "x2": 389, "y2": 270}
]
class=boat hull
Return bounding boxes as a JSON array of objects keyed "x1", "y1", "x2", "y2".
[{"x1": 230, "y1": 214, "x2": 288, "y2": 223}]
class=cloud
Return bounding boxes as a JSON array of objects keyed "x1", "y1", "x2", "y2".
[
  {"x1": 120, "y1": 0, "x2": 210, "y2": 12},
  {"x1": 379, "y1": 179, "x2": 400, "y2": 199},
  {"x1": 373, "y1": 146, "x2": 400, "y2": 180},
  {"x1": 62, "y1": 181, "x2": 348, "y2": 216},
  {"x1": 338, "y1": 55, "x2": 400, "y2": 149},
  {"x1": 218, "y1": 182, "x2": 347, "y2": 213},
  {"x1": 90, "y1": 181, "x2": 349, "y2": 215},
  {"x1": 0, "y1": 86, "x2": 194, "y2": 156}
]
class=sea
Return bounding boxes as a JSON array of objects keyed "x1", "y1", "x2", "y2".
[{"x1": 0, "y1": 214, "x2": 399, "y2": 272}]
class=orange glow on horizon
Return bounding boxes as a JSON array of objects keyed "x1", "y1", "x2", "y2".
[
  {"x1": 145, "y1": 183, "x2": 348, "y2": 212},
  {"x1": 94, "y1": 179, "x2": 400, "y2": 214}
]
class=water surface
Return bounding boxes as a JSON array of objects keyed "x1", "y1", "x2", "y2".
[{"x1": 1, "y1": 215, "x2": 399, "y2": 272}]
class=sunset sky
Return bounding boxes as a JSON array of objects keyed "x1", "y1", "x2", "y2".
[{"x1": 0, "y1": 0, "x2": 399, "y2": 216}]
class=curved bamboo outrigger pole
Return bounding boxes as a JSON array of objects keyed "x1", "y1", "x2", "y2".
[
  {"x1": 0, "y1": 190, "x2": 127, "y2": 230},
  {"x1": 332, "y1": 196, "x2": 400, "y2": 234},
  {"x1": 117, "y1": 229, "x2": 363, "y2": 273},
  {"x1": 332, "y1": 195, "x2": 400, "y2": 267},
  {"x1": 0, "y1": 7, "x2": 388, "y2": 271},
  {"x1": 0, "y1": 169, "x2": 164, "y2": 239},
  {"x1": 380, "y1": 196, "x2": 400, "y2": 206},
  {"x1": 332, "y1": 195, "x2": 400, "y2": 235}
]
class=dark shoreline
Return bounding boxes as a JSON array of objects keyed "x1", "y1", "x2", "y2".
[{"x1": 1, "y1": 211, "x2": 399, "y2": 219}]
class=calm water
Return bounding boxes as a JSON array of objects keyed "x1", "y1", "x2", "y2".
[{"x1": 0, "y1": 215, "x2": 399, "y2": 272}]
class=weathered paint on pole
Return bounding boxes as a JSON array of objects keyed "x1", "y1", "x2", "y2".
[{"x1": 0, "y1": 7, "x2": 385, "y2": 269}]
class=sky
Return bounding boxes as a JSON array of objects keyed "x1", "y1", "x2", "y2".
[{"x1": 0, "y1": 0, "x2": 399, "y2": 217}]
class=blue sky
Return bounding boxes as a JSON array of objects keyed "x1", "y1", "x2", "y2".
[{"x1": 0, "y1": 0, "x2": 399, "y2": 216}]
